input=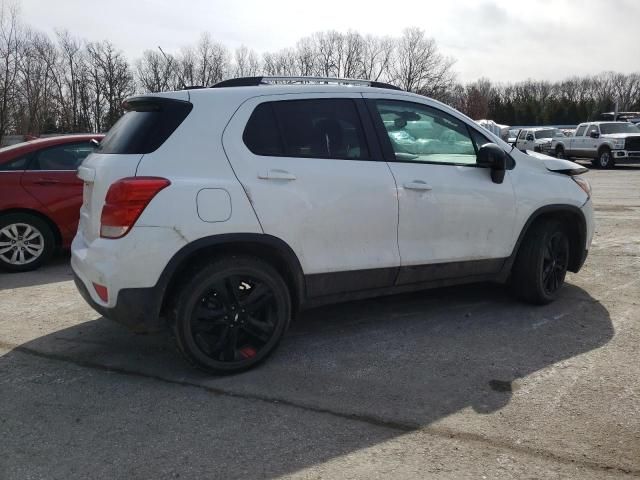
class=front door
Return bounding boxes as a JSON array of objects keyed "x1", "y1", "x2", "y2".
[
  {"x1": 222, "y1": 94, "x2": 400, "y2": 296},
  {"x1": 364, "y1": 96, "x2": 517, "y2": 285}
]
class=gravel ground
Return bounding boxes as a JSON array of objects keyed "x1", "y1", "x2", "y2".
[{"x1": 0, "y1": 165, "x2": 639, "y2": 479}]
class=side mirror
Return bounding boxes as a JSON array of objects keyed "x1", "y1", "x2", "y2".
[
  {"x1": 526, "y1": 134, "x2": 534, "y2": 141},
  {"x1": 589, "y1": 131, "x2": 600, "y2": 139},
  {"x1": 477, "y1": 143, "x2": 507, "y2": 184}
]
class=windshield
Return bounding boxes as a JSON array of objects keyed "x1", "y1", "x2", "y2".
[
  {"x1": 535, "y1": 129, "x2": 563, "y2": 139},
  {"x1": 600, "y1": 123, "x2": 640, "y2": 135}
]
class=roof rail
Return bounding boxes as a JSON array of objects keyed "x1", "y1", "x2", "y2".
[{"x1": 211, "y1": 76, "x2": 402, "y2": 91}]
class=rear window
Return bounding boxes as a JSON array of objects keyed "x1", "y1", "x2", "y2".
[{"x1": 98, "y1": 97, "x2": 192, "y2": 155}]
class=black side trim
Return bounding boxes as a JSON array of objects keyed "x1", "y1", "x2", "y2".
[
  {"x1": 503, "y1": 204, "x2": 587, "y2": 275},
  {"x1": 305, "y1": 258, "x2": 506, "y2": 299},
  {"x1": 306, "y1": 267, "x2": 398, "y2": 298},
  {"x1": 157, "y1": 233, "x2": 306, "y2": 312},
  {"x1": 305, "y1": 272, "x2": 500, "y2": 309},
  {"x1": 76, "y1": 234, "x2": 306, "y2": 334},
  {"x1": 396, "y1": 258, "x2": 506, "y2": 285},
  {"x1": 73, "y1": 272, "x2": 164, "y2": 333}
]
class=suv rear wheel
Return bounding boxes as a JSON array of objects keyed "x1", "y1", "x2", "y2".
[
  {"x1": 0, "y1": 213, "x2": 55, "y2": 272},
  {"x1": 172, "y1": 255, "x2": 291, "y2": 374},
  {"x1": 510, "y1": 219, "x2": 570, "y2": 305}
]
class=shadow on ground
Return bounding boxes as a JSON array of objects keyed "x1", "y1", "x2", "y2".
[
  {"x1": 0, "y1": 282, "x2": 614, "y2": 478},
  {"x1": 0, "y1": 252, "x2": 72, "y2": 290}
]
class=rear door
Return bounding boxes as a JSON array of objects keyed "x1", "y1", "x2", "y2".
[
  {"x1": 21, "y1": 142, "x2": 96, "y2": 238},
  {"x1": 222, "y1": 94, "x2": 400, "y2": 297},
  {"x1": 584, "y1": 124, "x2": 600, "y2": 157},
  {"x1": 571, "y1": 124, "x2": 588, "y2": 156}
]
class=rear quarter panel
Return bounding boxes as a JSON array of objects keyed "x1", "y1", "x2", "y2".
[{"x1": 135, "y1": 89, "x2": 262, "y2": 243}]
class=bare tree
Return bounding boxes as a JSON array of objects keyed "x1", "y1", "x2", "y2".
[
  {"x1": 389, "y1": 27, "x2": 456, "y2": 98},
  {"x1": 85, "y1": 40, "x2": 133, "y2": 131},
  {"x1": 0, "y1": 1, "x2": 21, "y2": 141},
  {"x1": 136, "y1": 49, "x2": 176, "y2": 93},
  {"x1": 360, "y1": 35, "x2": 394, "y2": 81},
  {"x1": 194, "y1": 33, "x2": 229, "y2": 85},
  {"x1": 234, "y1": 45, "x2": 260, "y2": 77}
]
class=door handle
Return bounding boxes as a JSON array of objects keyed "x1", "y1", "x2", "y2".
[
  {"x1": 403, "y1": 180, "x2": 432, "y2": 191},
  {"x1": 258, "y1": 169, "x2": 296, "y2": 181},
  {"x1": 34, "y1": 178, "x2": 61, "y2": 185}
]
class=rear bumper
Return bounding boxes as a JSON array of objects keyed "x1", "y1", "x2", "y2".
[
  {"x1": 73, "y1": 271, "x2": 165, "y2": 332},
  {"x1": 71, "y1": 226, "x2": 185, "y2": 333}
]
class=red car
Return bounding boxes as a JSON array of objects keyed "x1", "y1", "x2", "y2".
[{"x1": 0, "y1": 134, "x2": 104, "y2": 272}]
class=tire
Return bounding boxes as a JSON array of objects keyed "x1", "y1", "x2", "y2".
[
  {"x1": 597, "y1": 147, "x2": 614, "y2": 169},
  {"x1": 0, "y1": 213, "x2": 55, "y2": 272},
  {"x1": 172, "y1": 255, "x2": 291, "y2": 375},
  {"x1": 555, "y1": 146, "x2": 566, "y2": 159},
  {"x1": 510, "y1": 219, "x2": 570, "y2": 305}
]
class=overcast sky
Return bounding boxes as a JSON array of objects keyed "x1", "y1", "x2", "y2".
[{"x1": 18, "y1": 0, "x2": 640, "y2": 84}]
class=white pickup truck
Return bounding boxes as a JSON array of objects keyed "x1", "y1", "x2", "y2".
[{"x1": 551, "y1": 121, "x2": 640, "y2": 168}]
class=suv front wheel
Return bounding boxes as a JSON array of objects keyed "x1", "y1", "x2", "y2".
[
  {"x1": 172, "y1": 255, "x2": 291, "y2": 374},
  {"x1": 510, "y1": 219, "x2": 570, "y2": 304}
]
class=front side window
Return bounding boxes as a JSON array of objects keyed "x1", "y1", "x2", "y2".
[
  {"x1": 0, "y1": 154, "x2": 31, "y2": 171},
  {"x1": 374, "y1": 100, "x2": 476, "y2": 165},
  {"x1": 575, "y1": 125, "x2": 587, "y2": 137},
  {"x1": 32, "y1": 142, "x2": 97, "y2": 171},
  {"x1": 518, "y1": 130, "x2": 528, "y2": 140},
  {"x1": 243, "y1": 98, "x2": 369, "y2": 160}
]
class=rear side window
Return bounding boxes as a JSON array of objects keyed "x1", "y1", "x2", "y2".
[
  {"x1": 99, "y1": 98, "x2": 193, "y2": 155},
  {"x1": 242, "y1": 103, "x2": 283, "y2": 156},
  {"x1": 243, "y1": 99, "x2": 370, "y2": 160},
  {"x1": 32, "y1": 142, "x2": 96, "y2": 170}
]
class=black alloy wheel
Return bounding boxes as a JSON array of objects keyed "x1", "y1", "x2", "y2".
[
  {"x1": 541, "y1": 231, "x2": 569, "y2": 297},
  {"x1": 173, "y1": 256, "x2": 291, "y2": 374}
]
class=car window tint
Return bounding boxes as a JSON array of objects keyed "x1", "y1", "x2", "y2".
[
  {"x1": 274, "y1": 99, "x2": 369, "y2": 160},
  {"x1": 518, "y1": 130, "x2": 528, "y2": 140},
  {"x1": 0, "y1": 154, "x2": 30, "y2": 171},
  {"x1": 32, "y1": 142, "x2": 96, "y2": 171},
  {"x1": 575, "y1": 125, "x2": 587, "y2": 136},
  {"x1": 374, "y1": 100, "x2": 476, "y2": 165},
  {"x1": 243, "y1": 103, "x2": 283, "y2": 156}
]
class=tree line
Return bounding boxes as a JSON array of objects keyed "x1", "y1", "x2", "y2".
[{"x1": 1, "y1": 3, "x2": 639, "y2": 142}]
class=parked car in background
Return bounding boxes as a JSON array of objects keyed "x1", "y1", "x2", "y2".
[
  {"x1": 507, "y1": 128, "x2": 521, "y2": 145},
  {"x1": 71, "y1": 76, "x2": 593, "y2": 374},
  {"x1": 552, "y1": 121, "x2": 640, "y2": 168},
  {"x1": 0, "y1": 134, "x2": 103, "y2": 271},
  {"x1": 515, "y1": 127, "x2": 565, "y2": 154}
]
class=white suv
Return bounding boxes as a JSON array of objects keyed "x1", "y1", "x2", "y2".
[{"x1": 72, "y1": 76, "x2": 594, "y2": 374}]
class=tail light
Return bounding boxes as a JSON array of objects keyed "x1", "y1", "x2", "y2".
[{"x1": 100, "y1": 177, "x2": 170, "y2": 239}]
